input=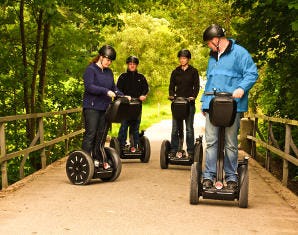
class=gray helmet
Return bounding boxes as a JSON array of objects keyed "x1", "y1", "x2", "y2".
[
  {"x1": 126, "y1": 55, "x2": 139, "y2": 65},
  {"x1": 98, "y1": 45, "x2": 116, "y2": 60},
  {"x1": 203, "y1": 24, "x2": 225, "y2": 41},
  {"x1": 177, "y1": 49, "x2": 191, "y2": 59}
]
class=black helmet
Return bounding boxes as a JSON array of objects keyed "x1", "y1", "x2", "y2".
[
  {"x1": 203, "y1": 24, "x2": 225, "y2": 41},
  {"x1": 177, "y1": 49, "x2": 191, "y2": 59},
  {"x1": 98, "y1": 45, "x2": 116, "y2": 60},
  {"x1": 126, "y1": 55, "x2": 139, "y2": 65}
]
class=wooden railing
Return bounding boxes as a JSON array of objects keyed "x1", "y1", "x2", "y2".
[
  {"x1": 0, "y1": 108, "x2": 84, "y2": 189},
  {"x1": 240, "y1": 114, "x2": 298, "y2": 186}
]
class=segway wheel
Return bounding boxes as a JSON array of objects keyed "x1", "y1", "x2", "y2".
[
  {"x1": 140, "y1": 136, "x2": 151, "y2": 163},
  {"x1": 100, "y1": 147, "x2": 122, "y2": 182},
  {"x1": 66, "y1": 150, "x2": 94, "y2": 185},
  {"x1": 160, "y1": 140, "x2": 170, "y2": 169},
  {"x1": 194, "y1": 140, "x2": 203, "y2": 164},
  {"x1": 190, "y1": 162, "x2": 199, "y2": 205},
  {"x1": 238, "y1": 164, "x2": 249, "y2": 208},
  {"x1": 110, "y1": 137, "x2": 121, "y2": 155}
]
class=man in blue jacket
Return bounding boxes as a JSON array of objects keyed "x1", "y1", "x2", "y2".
[{"x1": 201, "y1": 24, "x2": 258, "y2": 190}]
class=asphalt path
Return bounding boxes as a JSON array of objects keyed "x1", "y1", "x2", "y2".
[{"x1": 0, "y1": 114, "x2": 297, "y2": 234}]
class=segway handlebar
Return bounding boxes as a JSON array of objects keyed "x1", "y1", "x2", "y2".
[
  {"x1": 168, "y1": 96, "x2": 195, "y2": 102},
  {"x1": 114, "y1": 95, "x2": 142, "y2": 103},
  {"x1": 204, "y1": 91, "x2": 233, "y2": 97}
]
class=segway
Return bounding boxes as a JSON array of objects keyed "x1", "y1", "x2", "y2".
[
  {"x1": 160, "y1": 97, "x2": 199, "y2": 169},
  {"x1": 189, "y1": 91, "x2": 249, "y2": 208},
  {"x1": 66, "y1": 96, "x2": 131, "y2": 185},
  {"x1": 109, "y1": 98, "x2": 151, "y2": 163}
]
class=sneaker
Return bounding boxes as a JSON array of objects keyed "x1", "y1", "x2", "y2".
[
  {"x1": 176, "y1": 151, "x2": 183, "y2": 158},
  {"x1": 226, "y1": 181, "x2": 238, "y2": 190},
  {"x1": 168, "y1": 152, "x2": 176, "y2": 158},
  {"x1": 202, "y1": 179, "x2": 213, "y2": 189},
  {"x1": 103, "y1": 162, "x2": 111, "y2": 170},
  {"x1": 94, "y1": 160, "x2": 100, "y2": 168}
]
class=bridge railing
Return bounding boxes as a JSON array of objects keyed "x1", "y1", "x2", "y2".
[
  {"x1": 0, "y1": 108, "x2": 84, "y2": 189},
  {"x1": 240, "y1": 114, "x2": 298, "y2": 186}
]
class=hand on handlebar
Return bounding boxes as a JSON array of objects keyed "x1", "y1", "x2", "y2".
[
  {"x1": 125, "y1": 95, "x2": 132, "y2": 101},
  {"x1": 232, "y1": 88, "x2": 244, "y2": 98},
  {"x1": 139, "y1": 95, "x2": 147, "y2": 101},
  {"x1": 107, "y1": 90, "x2": 116, "y2": 98},
  {"x1": 168, "y1": 96, "x2": 175, "y2": 101}
]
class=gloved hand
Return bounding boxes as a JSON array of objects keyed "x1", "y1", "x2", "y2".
[
  {"x1": 232, "y1": 88, "x2": 244, "y2": 98},
  {"x1": 107, "y1": 90, "x2": 116, "y2": 98}
]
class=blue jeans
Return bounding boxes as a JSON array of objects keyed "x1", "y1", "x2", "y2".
[
  {"x1": 82, "y1": 109, "x2": 106, "y2": 157},
  {"x1": 118, "y1": 118, "x2": 141, "y2": 147},
  {"x1": 203, "y1": 112, "x2": 241, "y2": 182},
  {"x1": 170, "y1": 103, "x2": 195, "y2": 153}
]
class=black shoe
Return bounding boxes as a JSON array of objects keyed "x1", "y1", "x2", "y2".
[
  {"x1": 188, "y1": 152, "x2": 194, "y2": 160},
  {"x1": 168, "y1": 152, "x2": 176, "y2": 158},
  {"x1": 202, "y1": 179, "x2": 213, "y2": 189},
  {"x1": 226, "y1": 181, "x2": 238, "y2": 190}
]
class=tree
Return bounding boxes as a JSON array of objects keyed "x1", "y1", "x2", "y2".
[{"x1": 229, "y1": 0, "x2": 298, "y2": 119}]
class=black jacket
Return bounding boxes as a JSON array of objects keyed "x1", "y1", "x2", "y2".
[
  {"x1": 169, "y1": 65, "x2": 200, "y2": 98},
  {"x1": 117, "y1": 70, "x2": 149, "y2": 98}
]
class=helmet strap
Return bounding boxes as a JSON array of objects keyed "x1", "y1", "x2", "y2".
[{"x1": 97, "y1": 57, "x2": 104, "y2": 70}]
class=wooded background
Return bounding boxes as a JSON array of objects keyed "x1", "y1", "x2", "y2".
[{"x1": 0, "y1": 0, "x2": 297, "y2": 183}]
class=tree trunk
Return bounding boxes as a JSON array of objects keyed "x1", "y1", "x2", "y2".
[
  {"x1": 37, "y1": 22, "x2": 50, "y2": 113},
  {"x1": 19, "y1": 0, "x2": 33, "y2": 143},
  {"x1": 31, "y1": 9, "x2": 44, "y2": 114}
]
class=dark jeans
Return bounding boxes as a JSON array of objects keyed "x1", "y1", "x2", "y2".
[
  {"x1": 82, "y1": 109, "x2": 106, "y2": 158},
  {"x1": 170, "y1": 103, "x2": 195, "y2": 153},
  {"x1": 118, "y1": 118, "x2": 141, "y2": 147}
]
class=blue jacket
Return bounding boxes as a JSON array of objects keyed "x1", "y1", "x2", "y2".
[
  {"x1": 82, "y1": 63, "x2": 123, "y2": 111},
  {"x1": 201, "y1": 39, "x2": 258, "y2": 112}
]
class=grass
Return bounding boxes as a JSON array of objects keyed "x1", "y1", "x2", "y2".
[{"x1": 109, "y1": 102, "x2": 172, "y2": 136}]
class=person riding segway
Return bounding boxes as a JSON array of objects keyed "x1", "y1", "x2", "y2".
[
  {"x1": 66, "y1": 45, "x2": 123, "y2": 185},
  {"x1": 110, "y1": 56, "x2": 151, "y2": 163},
  {"x1": 160, "y1": 49, "x2": 200, "y2": 168},
  {"x1": 189, "y1": 24, "x2": 258, "y2": 207}
]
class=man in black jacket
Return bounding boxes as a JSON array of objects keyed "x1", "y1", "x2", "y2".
[
  {"x1": 169, "y1": 49, "x2": 200, "y2": 159},
  {"x1": 117, "y1": 56, "x2": 149, "y2": 152}
]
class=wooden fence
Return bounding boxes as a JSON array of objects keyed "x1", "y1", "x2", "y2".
[
  {"x1": 240, "y1": 114, "x2": 298, "y2": 186},
  {"x1": 1, "y1": 110, "x2": 297, "y2": 190},
  {"x1": 0, "y1": 108, "x2": 84, "y2": 189}
]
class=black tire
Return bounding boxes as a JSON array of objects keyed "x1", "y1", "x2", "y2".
[
  {"x1": 193, "y1": 141, "x2": 203, "y2": 164},
  {"x1": 160, "y1": 140, "x2": 170, "y2": 169},
  {"x1": 140, "y1": 136, "x2": 151, "y2": 163},
  {"x1": 238, "y1": 164, "x2": 249, "y2": 208},
  {"x1": 66, "y1": 150, "x2": 94, "y2": 185},
  {"x1": 110, "y1": 137, "x2": 121, "y2": 155},
  {"x1": 100, "y1": 147, "x2": 122, "y2": 182},
  {"x1": 190, "y1": 162, "x2": 199, "y2": 205}
]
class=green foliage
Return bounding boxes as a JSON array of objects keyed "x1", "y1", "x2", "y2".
[{"x1": 1, "y1": 0, "x2": 297, "y2": 187}]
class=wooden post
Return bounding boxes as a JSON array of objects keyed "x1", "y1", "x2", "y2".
[
  {"x1": 251, "y1": 117, "x2": 258, "y2": 158},
  {"x1": 0, "y1": 122, "x2": 8, "y2": 189},
  {"x1": 240, "y1": 118, "x2": 254, "y2": 154},
  {"x1": 265, "y1": 121, "x2": 272, "y2": 171},
  {"x1": 38, "y1": 118, "x2": 46, "y2": 169},
  {"x1": 283, "y1": 124, "x2": 291, "y2": 186},
  {"x1": 63, "y1": 114, "x2": 69, "y2": 154}
]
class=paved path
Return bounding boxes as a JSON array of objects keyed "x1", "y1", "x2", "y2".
[{"x1": 0, "y1": 116, "x2": 297, "y2": 234}]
